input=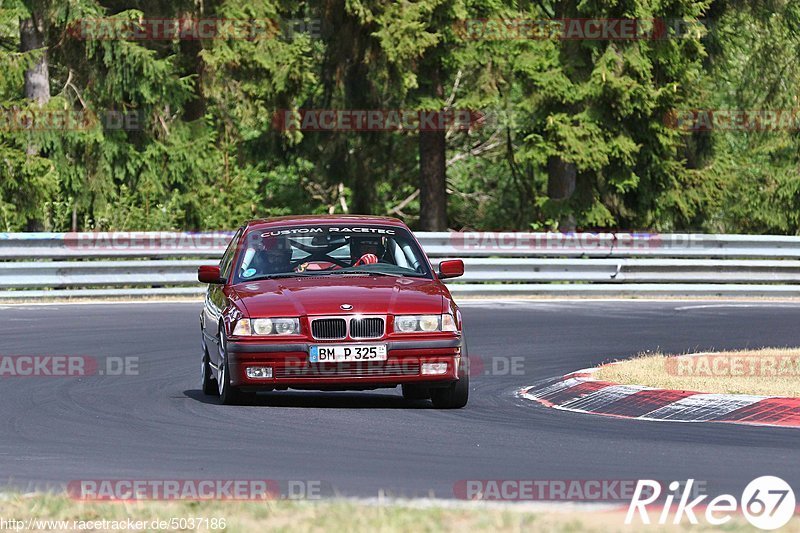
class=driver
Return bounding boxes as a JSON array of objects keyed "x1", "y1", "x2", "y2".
[
  {"x1": 264, "y1": 237, "x2": 293, "y2": 273},
  {"x1": 241, "y1": 235, "x2": 293, "y2": 277},
  {"x1": 350, "y1": 236, "x2": 386, "y2": 266}
]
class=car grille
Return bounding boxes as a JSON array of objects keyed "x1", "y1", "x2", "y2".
[
  {"x1": 350, "y1": 317, "x2": 384, "y2": 339},
  {"x1": 310, "y1": 316, "x2": 385, "y2": 340},
  {"x1": 311, "y1": 318, "x2": 347, "y2": 340},
  {"x1": 274, "y1": 362, "x2": 419, "y2": 378}
]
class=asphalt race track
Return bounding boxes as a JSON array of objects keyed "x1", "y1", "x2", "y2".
[{"x1": 1, "y1": 300, "x2": 799, "y2": 500}]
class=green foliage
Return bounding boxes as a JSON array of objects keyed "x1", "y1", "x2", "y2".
[{"x1": 0, "y1": 0, "x2": 798, "y2": 232}]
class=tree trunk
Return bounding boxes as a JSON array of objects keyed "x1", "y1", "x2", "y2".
[
  {"x1": 20, "y1": 11, "x2": 49, "y2": 111},
  {"x1": 20, "y1": 8, "x2": 49, "y2": 232},
  {"x1": 349, "y1": 138, "x2": 375, "y2": 215},
  {"x1": 179, "y1": 13, "x2": 206, "y2": 122},
  {"x1": 547, "y1": 156, "x2": 577, "y2": 230},
  {"x1": 419, "y1": 128, "x2": 447, "y2": 230},
  {"x1": 418, "y1": 63, "x2": 447, "y2": 231},
  {"x1": 324, "y1": 0, "x2": 376, "y2": 215},
  {"x1": 181, "y1": 40, "x2": 206, "y2": 121}
]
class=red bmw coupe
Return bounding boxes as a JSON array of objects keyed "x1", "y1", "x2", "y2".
[{"x1": 198, "y1": 215, "x2": 468, "y2": 408}]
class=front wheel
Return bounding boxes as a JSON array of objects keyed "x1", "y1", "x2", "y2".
[
  {"x1": 430, "y1": 357, "x2": 469, "y2": 409},
  {"x1": 218, "y1": 326, "x2": 247, "y2": 405},
  {"x1": 201, "y1": 344, "x2": 219, "y2": 396}
]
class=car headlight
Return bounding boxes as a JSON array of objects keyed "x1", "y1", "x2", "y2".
[
  {"x1": 393, "y1": 314, "x2": 458, "y2": 333},
  {"x1": 232, "y1": 318, "x2": 300, "y2": 336},
  {"x1": 441, "y1": 313, "x2": 457, "y2": 332},
  {"x1": 232, "y1": 318, "x2": 251, "y2": 336},
  {"x1": 252, "y1": 318, "x2": 273, "y2": 335},
  {"x1": 419, "y1": 315, "x2": 439, "y2": 332},
  {"x1": 395, "y1": 316, "x2": 419, "y2": 333},
  {"x1": 273, "y1": 318, "x2": 298, "y2": 335}
]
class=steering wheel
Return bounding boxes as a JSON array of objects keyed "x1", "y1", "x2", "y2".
[{"x1": 353, "y1": 254, "x2": 379, "y2": 267}]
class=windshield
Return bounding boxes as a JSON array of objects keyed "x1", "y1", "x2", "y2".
[{"x1": 232, "y1": 225, "x2": 432, "y2": 283}]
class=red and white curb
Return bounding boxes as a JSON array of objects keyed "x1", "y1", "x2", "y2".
[{"x1": 518, "y1": 366, "x2": 800, "y2": 428}]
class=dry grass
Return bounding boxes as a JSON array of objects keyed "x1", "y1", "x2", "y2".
[
  {"x1": 0, "y1": 493, "x2": 792, "y2": 532},
  {"x1": 596, "y1": 348, "x2": 800, "y2": 397}
]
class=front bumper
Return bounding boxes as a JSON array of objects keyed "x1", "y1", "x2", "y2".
[{"x1": 226, "y1": 337, "x2": 463, "y2": 391}]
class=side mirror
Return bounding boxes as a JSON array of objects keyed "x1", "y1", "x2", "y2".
[
  {"x1": 198, "y1": 265, "x2": 224, "y2": 284},
  {"x1": 438, "y1": 259, "x2": 464, "y2": 279}
]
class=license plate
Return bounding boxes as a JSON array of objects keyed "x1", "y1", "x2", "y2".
[{"x1": 309, "y1": 344, "x2": 387, "y2": 363}]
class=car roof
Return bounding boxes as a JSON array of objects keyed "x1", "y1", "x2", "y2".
[{"x1": 242, "y1": 215, "x2": 408, "y2": 232}]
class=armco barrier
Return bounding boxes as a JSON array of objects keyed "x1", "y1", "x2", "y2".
[{"x1": 1, "y1": 231, "x2": 800, "y2": 298}]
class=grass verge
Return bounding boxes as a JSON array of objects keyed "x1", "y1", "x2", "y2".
[
  {"x1": 0, "y1": 494, "x2": 793, "y2": 532},
  {"x1": 596, "y1": 348, "x2": 800, "y2": 396}
]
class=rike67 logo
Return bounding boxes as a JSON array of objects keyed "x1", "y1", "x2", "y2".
[{"x1": 626, "y1": 477, "x2": 796, "y2": 530}]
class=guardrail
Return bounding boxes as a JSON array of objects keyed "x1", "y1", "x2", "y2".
[{"x1": 2, "y1": 231, "x2": 800, "y2": 298}]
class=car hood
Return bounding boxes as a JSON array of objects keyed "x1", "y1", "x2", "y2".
[{"x1": 232, "y1": 275, "x2": 448, "y2": 317}]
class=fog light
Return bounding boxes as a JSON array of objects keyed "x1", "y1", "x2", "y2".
[
  {"x1": 421, "y1": 362, "x2": 448, "y2": 375},
  {"x1": 246, "y1": 366, "x2": 273, "y2": 379}
]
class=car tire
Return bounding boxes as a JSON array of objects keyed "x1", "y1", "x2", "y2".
[
  {"x1": 402, "y1": 384, "x2": 430, "y2": 401},
  {"x1": 430, "y1": 355, "x2": 469, "y2": 409},
  {"x1": 201, "y1": 344, "x2": 219, "y2": 396},
  {"x1": 218, "y1": 326, "x2": 247, "y2": 405}
]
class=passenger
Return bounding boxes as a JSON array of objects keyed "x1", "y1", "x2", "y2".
[{"x1": 350, "y1": 236, "x2": 386, "y2": 266}]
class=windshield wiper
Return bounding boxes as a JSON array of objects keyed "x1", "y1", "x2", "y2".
[
  {"x1": 244, "y1": 272, "x2": 317, "y2": 282},
  {"x1": 332, "y1": 269, "x2": 404, "y2": 277},
  {"x1": 351, "y1": 269, "x2": 429, "y2": 278},
  {"x1": 246, "y1": 270, "x2": 426, "y2": 281}
]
